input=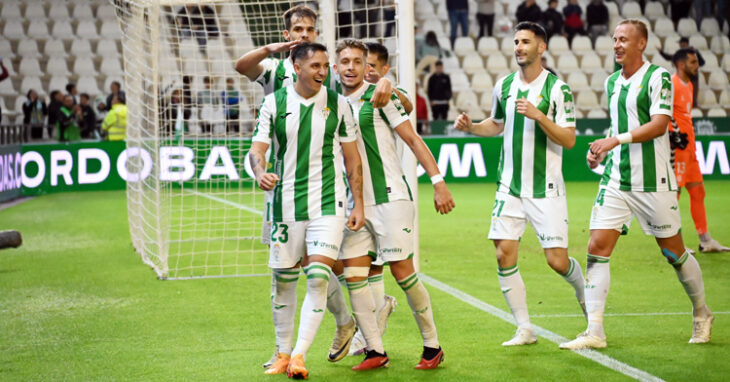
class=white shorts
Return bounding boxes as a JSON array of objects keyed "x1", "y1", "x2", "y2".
[
  {"x1": 268, "y1": 216, "x2": 347, "y2": 269},
  {"x1": 260, "y1": 191, "x2": 274, "y2": 245},
  {"x1": 488, "y1": 191, "x2": 569, "y2": 248},
  {"x1": 589, "y1": 186, "x2": 681, "y2": 238},
  {"x1": 339, "y1": 200, "x2": 415, "y2": 264}
]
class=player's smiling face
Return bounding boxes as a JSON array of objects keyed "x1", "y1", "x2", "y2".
[
  {"x1": 612, "y1": 24, "x2": 645, "y2": 66},
  {"x1": 336, "y1": 47, "x2": 367, "y2": 91},
  {"x1": 284, "y1": 16, "x2": 317, "y2": 42},
  {"x1": 513, "y1": 30, "x2": 542, "y2": 67},
  {"x1": 294, "y1": 50, "x2": 329, "y2": 95}
]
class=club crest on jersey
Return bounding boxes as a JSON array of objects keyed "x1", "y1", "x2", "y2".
[{"x1": 322, "y1": 106, "x2": 331, "y2": 119}]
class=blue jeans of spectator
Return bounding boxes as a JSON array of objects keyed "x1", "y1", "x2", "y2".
[{"x1": 449, "y1": 9, "x2": 469, "y2": 48}]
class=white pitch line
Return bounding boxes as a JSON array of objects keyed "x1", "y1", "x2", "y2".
[
  {"x1": 420, "y1": 274, "x2": 665, "y2": 382},
  {"x1": 532, "y1": 311, "x2": 730, "y2": 318},
  {"x1": 187, "y1": 189, "x2": 263, "y2": 216}
]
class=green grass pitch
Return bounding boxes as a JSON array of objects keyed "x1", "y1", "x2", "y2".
[{"x1": 1, "y1": 181, "x2": 728, "y2": 381}]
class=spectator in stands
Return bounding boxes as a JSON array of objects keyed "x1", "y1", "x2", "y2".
[
  {"x1": 427, "y1": 61, "x2": 452, "y2": 121},
  {"x1": 516, "y1": 0, "x2": 542, "y2": 23},
  {"x1": 106, "y1": 81, "x2": 126, "y2": 110},
  {"x1": 563, "y1": 0, "x2": 586, "y2": 44},
  {"x1": 182, "y1": 75, "x2": 193, "y2": 128},
  {"x1": 670, "y1": 0, "x2": 693, "y2": 27},
  {"x1": 447, "y1": 0, "x2": 469, "y2": 49},
  {"x1": 159, "y1": 89, "x2": 189, "y2": 136},
  {"x1": 383, "y1": 0, "x2": 396, "y2": 37},
  {"x1": 694, "y1": 1, "x2": 713, "y2": 25},
  {"x1": 417, "y1": 31, "x2": 447, "y2": 74},
  {"x1": 197, "y1": 76, "x2": 218, "y2": 134},
  {"x1": 587, "y1": 0, "x2": 609, "y2": 43},
  {"x1": 476, "y1": 0, "x2": 496, "y2": 38},
  {"x1": 102, "y1": 96, "x2": 127, "y2": 141},
  {"x1": 541, "y1": 0, "x2": 564, "y2": 41},
  {"x1": 58, "y1": 95, "x2": 81, "y2": 142},
  {"x1": 47, "y1": 90, "x2": 64, "y2": 139},
  {"x1": 177, "y1": 4, "x2": 219, "y2": 51},
  {"x1": 0, "y1": 58, "x2": 8, "y2": 125},
  {"x1": 79, "y1": 93, "x2": 97, "y2": 139},
  {"x1": 222, "y1": 78, "x2": 240, "y2": 133},
  {"x1": 416, "y1": 83, "x2": 429, "y2": 134},
  {"x1": 22, "y1": 90, "x2": 47, "y2": 139},
  {"x1": 66, "y1": 83, "x2": 78, "y2": 105}
]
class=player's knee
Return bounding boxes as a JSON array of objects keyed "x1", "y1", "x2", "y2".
[
  {"x1": 369, "y1": 265, "x2": 384, "y2": 276},
  {"x1": 660, "y1": 247, "x2": 681, "y2": 265},
  {"x1": 303, "y1": 262, "x2": 331, "y2": 290},
  {"x1": 343, "y1": 266, "x2": 369, "y2": 284},
  {"x1": 688, "y1": 184, "x2": 706, "y2": 201}
]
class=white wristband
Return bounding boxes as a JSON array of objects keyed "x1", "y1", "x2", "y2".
[
  {"x1": 430, "y1": 174, "x2": 444, "y2": 185},
  {"x1": 616, "y1": 132, "x2": 633, "y2": 144}
]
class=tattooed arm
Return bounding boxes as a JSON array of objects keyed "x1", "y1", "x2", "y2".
[
  {"x1": 342, "y1": 141, "x2": 365, "y2": 231},
  {"x1": 248, "y1": 142, "x2": 279, "y2": 191}
]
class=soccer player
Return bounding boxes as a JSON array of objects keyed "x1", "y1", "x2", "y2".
[
  {"x1": 669, "y1": 48, "x2": 729, "y2": 253},
  {"x1": 453, "y1": 21, "x2": 586, "y2": 346},
  {"x1": 234, "y1": 6, "x2": 356, "y2": 370},
  {"x1": 560, "y1": 19, "x2": 714, "y2": 350},
  {"x1": 248, "y1": 42, "x2": 365, "y2": 379},
  {"x1": 335, "y1": 39, "x2": 455, "y2": 370}
]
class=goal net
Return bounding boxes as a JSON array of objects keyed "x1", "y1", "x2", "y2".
[{"x1": 112, "y1": 0, "x2": 416, "y2": 280}]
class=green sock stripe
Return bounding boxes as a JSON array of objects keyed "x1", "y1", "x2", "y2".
[
  {"x1": 304, "y1": 264, "x2": 331, "y2": 274},
  {"x1": 587, "y1": 254, "x2": 610, "y2": 263},
  {"x1": 400, "y1": 277, "x2": 420, "y2": 291},
  {"x1": 673, "y1": 252, "x2": 689, "y2": 267},
  {"x1": 337, "y1": 274, "x2": 346, "y2": 282},
  {"x1": 563, "y1": 258, "x2": 576, "y2": 277},
  {"x1": 347, "y1": 281, "x2": 369, "y2": 291},
  {"x1": 306, "y1": 272, "x2": 330, "y2": 281},
  {"x1": 498, "y1": 266, "x2": 519, "y2": 277},
  {"x1": 368, "y1": 274, "x2": 384, "y2": 283},
  {"x1": 274, "y1": 274, "x2": 299, "y2": 282},
  {"x1": 275, "y1": 270, "x2": 300, "y2": 275},
  {"x1": 397, "y1": 273, "x2": 418, "y2": 287}
]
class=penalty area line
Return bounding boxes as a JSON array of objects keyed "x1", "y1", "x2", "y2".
[
  {"x1": 420, "y1": 273, "x2": 665, "y2": 382},
  {"x1": 187, "y1": 189, "x2": 263, "y2": 216}
]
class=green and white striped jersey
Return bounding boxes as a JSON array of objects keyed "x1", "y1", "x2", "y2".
[
  {"x1": 256, "y1": 57, "x2": 340, "y2": 94},
  {"x1": 600, "y1": 61, "x2": 676, "y2": 192},
  {"x1": 491, "y1": 69, "x2": 576, "y2": 198},
  {"x1": 253, "y1": 85, "x2": 357, "y2": 222},
  {"x1": 346, "y1": 82, "x2": 412, "y2": 206}
]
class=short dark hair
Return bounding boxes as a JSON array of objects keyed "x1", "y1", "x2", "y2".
[
  {"x1": 80, "y1": 93, "x2": 90, "y2": 100},
  {"x1": 336, "y1": 39, "x2": 368, "y2": 57},
  {"x1": 66, "y1": 83, "x2": 76, "y2": 93},
  {"x1": 365, "y1": 42, "x2": 388, "y2": 64},
  {"x1": 291, "y1": 42, "x2": 328, "y2": 63},
  {"x1": 673, "y1": 47, "x2": 698, "y2": 65},
  {"x1": 283, "y1": 5, "x2": 317, "y2": 31},
  {"x1": 515, "y1": 21, "x2": 547, "y2": 42},
  {"x1": 435, "y1": 60, "x2": 443, "y2": 66}
]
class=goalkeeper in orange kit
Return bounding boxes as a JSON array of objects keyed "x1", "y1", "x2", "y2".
[{"x1": 669, "y1": 48, "x2": 729, "y2": 253}]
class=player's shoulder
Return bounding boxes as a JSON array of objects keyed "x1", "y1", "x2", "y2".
[{"x1": 647, "y1": 62, "x2": 671, "y2": 80}]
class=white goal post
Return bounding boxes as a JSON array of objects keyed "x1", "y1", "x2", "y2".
[{"x1": 112, "y1": 0, "x2": 417, "y2": 279}]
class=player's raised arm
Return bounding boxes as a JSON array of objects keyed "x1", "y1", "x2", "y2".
[
  {"x1": 394, "y1": 121, "x2": 455, "y2": 215},
  {"x1": 454, "y1": 112, "x2": 504, "y2": 137},
  {"x1": 235, "y1": 40, "x2": 302, "y2": 81}
]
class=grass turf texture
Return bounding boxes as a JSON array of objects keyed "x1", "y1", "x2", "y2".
[{"x1": 0, "y1": 181, "x2": 727, "y2": 381}]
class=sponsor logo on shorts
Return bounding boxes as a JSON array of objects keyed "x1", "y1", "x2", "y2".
[
  {"x1": 646, "y1": 221, "x2": 673, "y2": 231},
  {"x1": 381, "y1": 247, "x2": 402, "y2": 254},
  {"x1": 312, "y1": 240, "x2": 339, "y2": 251},
  {"x1": 538, "y1": 233, "x2": 564, "y2": 242}
]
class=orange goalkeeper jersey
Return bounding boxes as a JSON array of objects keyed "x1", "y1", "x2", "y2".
[{"x1": 671, "y1": 73, "x2": 695, "y2": 146}]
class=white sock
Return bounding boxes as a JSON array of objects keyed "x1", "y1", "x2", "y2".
[
  {"x1": 585, "y1": 254, "x2": 611, "y2": 338},
  {"x1": 337, "y1": 273, "x2": 347, "y2": 288},
  {"x1": 497, "y1": 265, "x2": 531, "y2": 329},
  {"x1": 326, "y1": 268, "x2": 352, "y2": 327},
  {"x1": 397, "y1": 272, "x2": 439, "y2": 348},
  {"x1": 671, "y1": 250, "x2": 709, "y2": 317},
  {"x1": 368, "y1": 273, "x2": 386, "y2": 312},
  {"x1": 271, "y1": 268, "x2": 299, "y2": 355},
  {"x1": 292, "y1": 263, "x2": 331, "y2": 357},
  {"x1": 562, "y1": 257, "x2": 586, "y2": 303},
  {"x1": 348, "y1": 279, "x2": 384, "y2": 353}
]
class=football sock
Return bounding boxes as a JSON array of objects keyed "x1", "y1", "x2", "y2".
[
  {"x1": 326, "y1": 268, "x2": 352, "y2": 327},
  {"x1": 368, "y1": 273, "x2": 386, "y2": 312},
  {"x1": 669, "y1": 250, "x2": 709, "y2": 317},
  {"x1": 687, "y1": 184, "x2": 708, "y2": 236},
  {"x1": 292, "y1": 262, "x2": 331, "y2": 357},
  {"x1": 271, "y1": 268, "x2": 299, "y2": 355},
  {"x1": 561, "y1": 257, "x2": 586, "y2": 303},
  {"x1": 497, "y1": 265, "x2": 531, "y2": 329},
  {"x1": 397, "y1": 272, "x2": 439, "y2": 348},
  {"x1": 422, "y1": 346, "x2": 442, "y2": 360},
  {"x1": 585, "y1": 254, "x2": 611, "y2": 338},
  {"x1": 347, "y1": 280, "x2": 385, "y2": 353},
  {"x1": 337, "y1": 273, "x2": 347, "y2": 288}
]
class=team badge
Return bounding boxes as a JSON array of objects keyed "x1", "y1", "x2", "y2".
[{"x1": 322, "y1": 106, "x2": 331, "y2": 119}]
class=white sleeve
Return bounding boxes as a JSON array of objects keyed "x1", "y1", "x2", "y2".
[
  {"x1": 254, "y1": 58, "x2": 279, "y2": 94},
  {"x1": 490, "y1": 78, "x2": 505, "y2": 123},
  {"x1": 382, "y1": 93, "x2": 410, "y2": 129},
  {"x1": 551, "y1": 81, "x2": 576, "y2": 128},
  {"x1": 649, "y1": 68, "x2": 673, "y2": 117},
  {"x1": 252, "y1": 95, "x2": 274, "y2": 144},
  {"x1": 338, "y1": 97, "x2": 358, "y2": 143}
]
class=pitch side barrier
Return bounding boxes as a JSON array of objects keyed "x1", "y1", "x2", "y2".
[{"x1": 2, "y1": 135, "x2": 729, "y2": 201}]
